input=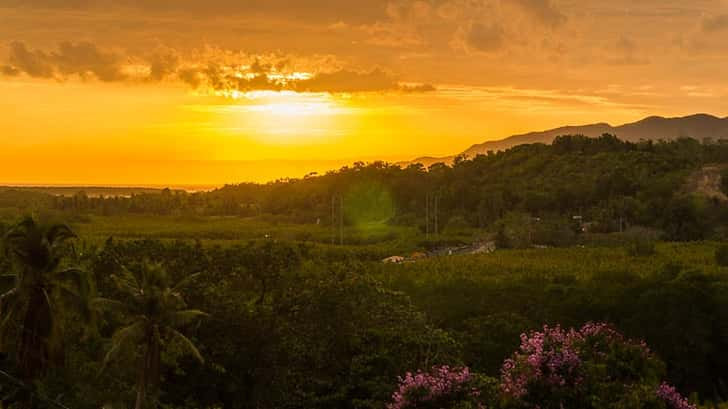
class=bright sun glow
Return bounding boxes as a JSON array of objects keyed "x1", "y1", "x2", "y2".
[
  {"x1": 198, "y1": 91, "x2": 359, "y2": 145},
  {"x1": 247, "y1": 101, "x2": 336, "y2": 117}
]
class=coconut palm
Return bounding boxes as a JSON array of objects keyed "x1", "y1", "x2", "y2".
[
  {"x1": 0, "y1": 217, "x2": 88, "y2": 380},
  {"x1": 95, "y1": 263, "x2": 206, "y2": 409}
]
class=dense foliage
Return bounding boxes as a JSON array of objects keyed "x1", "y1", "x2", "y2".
[
  {"x1": 4, "y1": 136, "x2": 728, "y2": 243},
  {"x1": 0, "y1": 222, "x2": 724, "y2": 408}
]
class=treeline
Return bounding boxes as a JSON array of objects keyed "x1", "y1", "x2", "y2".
[{"x1": 6, "y1": 135, "x2": 728, "y2": 241}]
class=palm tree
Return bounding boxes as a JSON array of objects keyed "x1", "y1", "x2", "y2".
[
  {"x1": 0, "y1": 217, "x2": 88, "y2": 380},
  {"x1": 95, "y1": 263, "x2": 206, "y2": 409}
]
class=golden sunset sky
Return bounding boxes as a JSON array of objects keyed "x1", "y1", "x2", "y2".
[{"x1": 3, "y1": 0, "x2": 728, "y2": 185}]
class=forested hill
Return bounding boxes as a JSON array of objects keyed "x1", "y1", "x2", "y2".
[
  {"x1": 5, "y1": 135, "x2": 728, "y2": 241},
  {"x1": 411, "y1": 113, "x2": 728, "y2": 167}
]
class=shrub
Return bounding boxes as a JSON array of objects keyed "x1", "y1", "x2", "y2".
[
  {"x1": 388, "y1": 365, "x2": 495, "y2": 409},
  {"x1": 656, "y1": 382, "x2": 697, "y2": 409},
  {"x1": 627, "y1": 237, "x2": 656, "y2": 257},
  {"x1": 500, "y1": 322, "x2": 691, "y2": 409},
  {"x1": 720, "y1": 167, "x2": 728, "y2": 197},
  {"x1": 444, "y1": 215, "x2": 470, "y2": 235},
  {"x1": 715, "y1": 244, "x2": 728, "y2": 267}
]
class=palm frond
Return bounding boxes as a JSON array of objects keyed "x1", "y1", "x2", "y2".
[
  {"x1": 172, "y1": 272, "x2": 203, "y2": 292},
  {"x1": 167, "y1": 328, "x2": 204, "y2": 363},
  {"x1": 46, "y1": 224, "x2": 76, "y2": 247},
  {"x1": 164, "y1": 309, "x2": 208, "y2": 328},
  {"x1": 111, "y1": 266, "x2": 142, "y2": 296},
  {"x1": 0, "y1": 288, "x2": 19, "y2": 306},
  {"x1": 55, "y1": 268, "x2": 86, "y2": 287},
  {"x1": 0, "y1": 299, "x2": 19, "y2": 345},
  {"x1": 4, "y1": 217, "x2": 35, "y2": 239},
  {"x1": 102, "y1": 320, "x2": 146, "y2": 370},
  {"x1": 91, "y1": 297, "x2": 126, "y2": 314}
]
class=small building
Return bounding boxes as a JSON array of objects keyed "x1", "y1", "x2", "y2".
[{"x1": 382, "y1": 256, "x2": 406, "y2": 264}]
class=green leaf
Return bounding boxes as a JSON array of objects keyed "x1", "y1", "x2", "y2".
[
  {"x1": 168, "y1": 328, "x2": 204, "y2": 363},
  {"x1": 102, "y1": 320, "x2": 147, "y2": 370},
  {"x1": 164, "y1": 309, "x2": 208, "y2": 328}
]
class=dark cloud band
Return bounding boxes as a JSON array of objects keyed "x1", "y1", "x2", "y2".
[{"x1": 1, "y1": 41, "x2": 435, "y2": 94}]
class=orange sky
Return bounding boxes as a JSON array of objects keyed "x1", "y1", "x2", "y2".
[{"x1": 3, "y1": 1, "x2": 728, "y2": 185}]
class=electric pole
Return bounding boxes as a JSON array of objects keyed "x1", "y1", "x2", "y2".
[
  {"x1": 339, "y1": 194, "x2": 344, "y2": 245},
  {"x1": 331, "y1": 194, "x2": 336, "y2": 245},
  {"x1": 425, "y1": 192, "x2": 430, "y2": 238},
  {"x1": 434, "y1": 193, "x2": 439, "y2": 235},
  {"x1": 331, "y1": 193, "x2": 344, "y2": 245}
]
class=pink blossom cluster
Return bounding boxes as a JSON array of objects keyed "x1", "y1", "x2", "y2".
[
  {"x1": 501, "y1": 324, "x2": 583, "y2": 397},
  {"x1": 501, "y1": 322, "x2": 651, "y2": 398},
  {"x1": 392, "y1": 322, "x2": 696, "y2": 409},
  {"x1": 656, "y1": 382, "x2": 697, "y2": 409},
  {"x1": 579, "y1": 322, "x2": 652, "y2": 358},
  {"x1": 388, "y1": 365, "x2": 482, "y2": 409}
]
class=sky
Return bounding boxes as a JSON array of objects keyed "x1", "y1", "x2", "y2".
[{"x1": 3, "y1": 0, "x2": 728, "y2": 185}]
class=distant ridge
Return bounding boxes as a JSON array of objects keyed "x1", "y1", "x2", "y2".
[{"x1": 410, "y1": 114, "x2": 728, "y2": 167}]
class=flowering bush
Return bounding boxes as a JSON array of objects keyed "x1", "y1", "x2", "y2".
[
  {"x1": 501, "y1": 324, "x2": 582, "y2": 399},
  {"x1": 391, "y1": 323, "x2": 697, "y2": 409},
  {"x1": 657, "y1": 383, "x2": 697, "y2": 409},
  {"x1": 500, "y1": 322, "x2": 692, "y2": 409},
  {"x1": 388, "y1": 365, "x2": 493, "y2": 409}
]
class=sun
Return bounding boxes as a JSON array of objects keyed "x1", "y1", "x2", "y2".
[
  {"x1": 249, "y1": 101, "x2": 334, "y2": 117},
  {"x1": 212, "y1": 91, "x2": 357, "y2": 145}
]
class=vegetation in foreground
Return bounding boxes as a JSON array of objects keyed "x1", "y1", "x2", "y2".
[{"x1": 0, "y1": 215, "x2": 725, "y2": 408}]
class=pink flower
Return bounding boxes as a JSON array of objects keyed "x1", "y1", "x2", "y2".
[
  {"x1": 656, "y1": 383, "x2": 696, "y2": 409},
  {"x1": 388, "y1": 365, "x2": 483, "y2": 409}
]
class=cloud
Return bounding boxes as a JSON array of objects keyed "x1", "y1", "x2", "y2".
[
  {"x1": 609, "y1": 36, "x2": 649, "y2": 65},
  {"x1": 511, "y1": 0, "x2": 565, "y2": 26},
  {"x1": 53, "y1": 41, "x2": 127, "y2": 81},
  {"x1": 3, "y1": 40, "x2": 127, "y2": 81},
  {"x1": 2, "y1": 40, "x2": 434, "y2": 93},
  {"x1": 0, "y1": 0, "x2": 393, "y2": 24},
  {"x1": 463, "y1": 22, "x2": 506, "y2": 52},
  {"x1": 0, "y1": 64, "x2": 20, "y2": 76},
  {"x1": 702, "y1": 14, "x2": 728, "y2": 32},
  {"x1": 295, "y1": 69, "x2": 397, "y2": 93},
  {"x1": 184, "y1": 65, "x2": 435, "y2": 94},
  {"x1": 147, "y1": 46, "x2": 180, "y2": 81},
  {"x1": 4, "y1": 41, "x2": 55, "y2": 77}
]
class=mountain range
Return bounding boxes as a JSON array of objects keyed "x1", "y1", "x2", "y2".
[{"x1": 410, "y1": 113, "x2": 728, "y2": 167}]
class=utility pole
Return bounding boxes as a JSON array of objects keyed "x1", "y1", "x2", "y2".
[
  {"x1": 339, "y1": 194, "x2": 344, "y2": 245},
  {"x1": 434, "y1": 193, "x2": 439, "y2": 235},
  {"x1": 331, "y1": 194, "x2": 336, "y2": 245},
  {"x1": 425, "y1": 192, "x2": 430, "y2": 238},
  {"x1": 331, "y1": 193, "x2": 344, "y2": 245}
]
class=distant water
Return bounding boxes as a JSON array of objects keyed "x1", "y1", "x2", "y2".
[{"x1": 0, "y1": 184, "x2": 219, "y2": 197}]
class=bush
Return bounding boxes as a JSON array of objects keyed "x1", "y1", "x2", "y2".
[
  {"x1": 388, "y1": 366, "x2": 496, "y2": 409},
  {"x1": 715, "y1": 245, "x2": 728, "y2": 267},
  {"x1": 444, "y1": 215, "x2": 470, "y2": 235},
  {"x1": 500, "y1": 323, "x2": 693, "y2": 409},
  {"x1": 720, "y1": 167, "x2": 728, "y2": 196},
  {"x1": 391, "y1": 323, "x2": 697, "y2": 409},
  {"x1": 627, "y1": 237, "x2": 656, "y2": 257}
]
